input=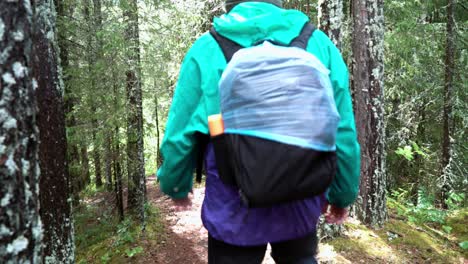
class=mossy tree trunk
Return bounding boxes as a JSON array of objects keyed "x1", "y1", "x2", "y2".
[
  {"x1": 351, "y1": 0, "x2": 387, "y2": 227},
  {"x1": 0, "y1": 0, "x2": 42, "y2": 262}
]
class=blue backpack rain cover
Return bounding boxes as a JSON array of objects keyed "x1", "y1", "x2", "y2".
[{"x1": 209, "y1": 23, "x2": 339, "y2": 207}]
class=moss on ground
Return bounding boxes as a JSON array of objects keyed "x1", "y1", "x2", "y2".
[
  {"x1": 325, "y1": 210, "x2": 467, "y2": 263},
  {"x1": 447, "y1": 209, "x2": 468, "y2": 260},
  {"x1": 75, "y1": 193, "x2": 164, "y2": 264}
]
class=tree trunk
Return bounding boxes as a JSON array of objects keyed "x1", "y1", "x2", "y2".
[
  {"x1": 114, "y1": 129, "x2": 125, "y2": 222},
  {"x1": 154, "y1": 79, "x2": 163, "y2": 168},
  {"x1": 124, "y1": 0, "x2": 146, "y2": 224},
  {"x1": 57, "y1": 0, "x2": 80, "y2": 206},
  {"x1": 0, "y1": 1, "x2": 42, "y2": 262},
  {"x1": 92, "y1": 123, "x2": 102, "y2": 188},
  {"x1": 92, "y1": 0, "x2": 105, "y2": 189},
  {"x1": 318, "y1": 0, "x2": 344, "y2": 50},
  {"x1": 316, "y1": 0, "x2": 346, "y2": 238},
  {"x1": 81, "y1": 145, "x2": 90, "y2": 186},
  {"x1": 82, "y1": 0, "x2": 102, "y2": 188},
  {"x1": 105, "y1": 132, "x2": 113, "y2": 191},
  {"x1": 351, "y1": 0, "x2": 387, "y2": 227},
  {"x1": 440, "y1": 0, "x2": 456, "y2": 208},
  {"x1": 33, "y1": 0, "x2": 75, "y2": 262},
  {"x1": 111, "y1": 55, "x2": 124, "y2": 221}
]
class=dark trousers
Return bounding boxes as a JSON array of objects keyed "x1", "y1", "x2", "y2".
[{"x1": 208, "y1": 231, "x2": 318, "y2": 264}]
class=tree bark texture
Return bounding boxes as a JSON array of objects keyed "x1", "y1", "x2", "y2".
[
  {"x1": 124, "y1": 0, "x2": 146, "y2": 223},
  {"x1": 317, "y1": 0, "x2": 344, "y2": 49},
  {"x1": 440, "y1": 0, "x2": 456, "y2": 207},
  {"x1": 81, "y1": 145, "x2": 90, "y2": 185},
  {"x1": 82, "y1": 0, "x2": 103, "y2": 188},
  {"x1": 112, "y1": 65, "x2": 124, "y2": 221},
  {"x1": 351, "y1": 0, "x2": 387, "y2": 227},
  {"x1": 0, "y1": 1, "x2": 42, "y2": 262},
  {"x1": 316, "y1": 0, "x2": 346, "y2": 238},
  {"x1": 114, "y1": 129, "x2": 125, "y2": 222},
  {"x1": 92, "y1": 122, "x2": 102, "y2": 187},
  {"x1": 105, "y1": 132, "x2": 113, "y2": 191},
  {"x1": 33, "y1": 0, "x2": 75, "y2": 262},
  {"x1": 57, "y1": 0, "x2": 81, "y2": 205},
  {"x1": 92, "y1": 0, "x2": 105, "y2": 188},
  {"x1": 154, "y1": 79, "x2": 163, "y2": 168}
]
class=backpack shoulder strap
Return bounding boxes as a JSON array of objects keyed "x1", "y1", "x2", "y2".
[
  {"x1": 209, "y1": 27, "x2": 243, "y2": 63},
  {"x1": 289, "y1": 22, "x2": 316, "y2": 50}
]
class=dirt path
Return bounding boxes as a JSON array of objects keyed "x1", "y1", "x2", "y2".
[
  {"x1": 143, "y1": 178, "x2": 353, "y2": 264},
  {"x1": 143, "y1": 178, "x2": 276, "y2": 264}
]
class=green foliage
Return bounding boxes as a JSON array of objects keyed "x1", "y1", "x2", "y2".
[
  {"x1": 390, "y1": 191, "x2": 464, "y2": 226},
  {"x1": 395, "y1": 146, "x2": 414, "y2": 161},
  {"x1": 388, "y1": 187, "x2": 466, "y2": 238},
  {"x1": 125, "y1": 246, "x2": 144, "y2": 258},
  {"x1": 75, "y1": 193, "x2": 164, "y2": 263},
  {"x1": 116, "y1": 219, "x2": 135, "y2": 245},
  {"x1": 385, "y1": 0, "x2": 467, "y2": 202},
  {"x1": 445, "y1": 191, "x2": 465, "y2": 210},
  {"x1": 100, "y1": 252, "x2": 111, "y2": 263},
  {"x1": 459, "y1": 241, "x2": 468, "y2": 250},
  {"x1": 441, "y1": 225, "x2": 452, "y2": 234}
]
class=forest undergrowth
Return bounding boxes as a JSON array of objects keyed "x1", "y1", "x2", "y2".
[{"x1": 75, "y1": 179, "x2": 467, "y2": 264}]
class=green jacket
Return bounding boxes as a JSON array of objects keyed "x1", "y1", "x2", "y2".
[{"x1": 157, "y1": 2, "x2": 361, "y2": 208}]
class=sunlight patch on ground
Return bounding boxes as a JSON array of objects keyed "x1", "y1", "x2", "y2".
[
  {"x1": 163, "y1": 188, "x2": 208, "y2": 241},
  {"x1": 328, "y1": 218, "x2": 409, "y2": 264},
  {"x1": 347, "y1": 227, "x2": 400, "y2": 260},
  {"x1": 317, "y1": 243, "x2": 352, "y2": 264}
]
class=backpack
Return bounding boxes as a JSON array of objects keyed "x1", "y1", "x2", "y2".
[{"x1": 201, "y1": 22, "x2": 340, "y2": 208}]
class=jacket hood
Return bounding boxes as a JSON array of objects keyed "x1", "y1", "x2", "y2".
[{"x1": 213, "y1": 2, "x2": 309, "y2": 47}]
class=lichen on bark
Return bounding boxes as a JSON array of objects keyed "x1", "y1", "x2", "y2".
[
  {"x1": 317, "y1": 0, "x2": 344, "y2": 49},
  {"x1": 0, "y1": 0, "x2": 42, "y2": 262},
  {"x1": 351, "y1": 0, "x2": 387, "y2": 227},
  {"x1": 33, "y1": 0, "x2": 75, "y2": 262}
]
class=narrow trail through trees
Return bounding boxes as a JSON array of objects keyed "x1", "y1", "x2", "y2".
[
  {"x1": 143, "y1": 178, "x2": 276, "y2": 264},
  {"x1": 143, "y1": 178, "x2": 207, "y2": 263},
  {"x1": 76, "y1": 179, "x2": 465, "y2": 263}
]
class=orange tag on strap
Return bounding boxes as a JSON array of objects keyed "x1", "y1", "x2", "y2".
[{"x1": 208, "y1": 114, "x2": 224, "y2": 137}]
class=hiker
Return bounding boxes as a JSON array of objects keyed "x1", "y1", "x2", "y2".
[{"x1": 157, "y1": 1, "x2": 361, "y2": 263}]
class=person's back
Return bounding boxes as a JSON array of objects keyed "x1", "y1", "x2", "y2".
[{"x1": 157, "y1": 1, "x2": 360, "y2": 263}]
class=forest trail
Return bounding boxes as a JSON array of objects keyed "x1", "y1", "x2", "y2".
[
  {"x1": 140, "y1": 179, "x2": 467, "y2": 264},
  {"x1": 75, "y1": 178, "x2": 466, "y2": 264},
  {"x1": 143, "y1": 177, "x2": 276, "y2": 264}
]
